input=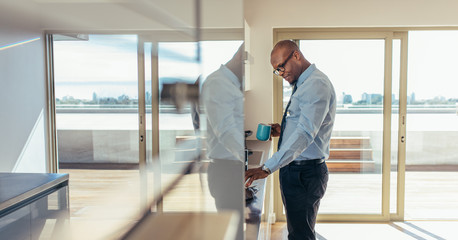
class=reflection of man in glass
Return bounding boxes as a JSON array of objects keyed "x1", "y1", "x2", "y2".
[
  {"x1": 245, "y1": 40, "x2": 336, "y2": 240},
  {"x1": 202, "y1": 44, "x2": 244, "y2": 162},
  {"x1": 201, "y1": 44, "x2": 244, "y2": 240}
]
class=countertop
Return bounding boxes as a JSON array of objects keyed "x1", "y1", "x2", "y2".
[
  {"x1": 245, "y1": 140, "x2": 272, "y2": 240},
  {"x1": 0, "y1": 172, "x2": 69, "y2": 217}
]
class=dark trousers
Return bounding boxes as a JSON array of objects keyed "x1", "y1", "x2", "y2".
[{"x1": 279, "y1": 162, "x2": 329, "y2": 240}]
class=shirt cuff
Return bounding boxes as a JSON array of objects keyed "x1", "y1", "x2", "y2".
[{"x1": 263, "y1": 158, "x2": 279, "y2": 173}]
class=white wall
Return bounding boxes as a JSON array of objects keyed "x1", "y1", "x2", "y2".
[
  {"x1": 0, "y1": 25, "x2": 48, "y2": 172},
  {"x1": 243, "y1": 0, "x2": 458, "y2": 136}
]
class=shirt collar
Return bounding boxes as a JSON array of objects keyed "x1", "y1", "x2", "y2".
[
  {"x1": 296, "y1": 64, "x2": 316, "y2": 87},
  {"x1": 220, "y1": 64, "x2": 241, "y2": 89}
]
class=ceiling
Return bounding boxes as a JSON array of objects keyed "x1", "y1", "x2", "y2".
[{"x1": 0, "y1": 0, "x2": 243, "y2": 32}]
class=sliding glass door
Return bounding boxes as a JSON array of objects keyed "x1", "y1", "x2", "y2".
[
  {"x1": 53, "y1": 34, "x2": 140, "y2": 170},
  {"x1": 52, "y1": 34, "x2": 144, "y2": 230},
  {"x1": 273, "y1": 30, "x2": 407, "y2": 221}
]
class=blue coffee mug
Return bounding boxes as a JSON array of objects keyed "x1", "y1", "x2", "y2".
[{"x1": 256, "y1": 123, "x2": 271, "y2": 141}]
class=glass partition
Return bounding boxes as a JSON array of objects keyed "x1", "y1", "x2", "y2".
[
  {"x1": 51, "y1": 28, "x2": 246, "y2": 240},
  {"x1": 47, "y1": 0, "x2": 245, "y2": 238},
  {"x1": 155, "y1": 40, "x2": 245, "y2": 240}
]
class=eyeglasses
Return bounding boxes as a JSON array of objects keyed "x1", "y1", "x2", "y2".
[{"x1": 273, "y1": 51, "x2": 295, "y2": 76}]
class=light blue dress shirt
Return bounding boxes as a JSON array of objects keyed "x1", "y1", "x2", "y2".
[
  {"x1": 264, "y1": 64, "x2": 336, "y2": 173},
  {"x1": 201, "y1": 65, "x2": 244, "y2": 162}
]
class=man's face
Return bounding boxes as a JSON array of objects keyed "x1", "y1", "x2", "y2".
[{"x1": 271, "y1": 48, "x2": 299, "y2": 84}]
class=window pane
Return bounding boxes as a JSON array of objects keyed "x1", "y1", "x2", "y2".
[
  {"x1": 405, "y1": 31, "x2": 458, "y2": 220},
  {"x1": 298, "y1": 39, "x2": 385, "y2": 214},
  {"x1": 53, "y1": 34, "x2": 141, "y2": 237}
]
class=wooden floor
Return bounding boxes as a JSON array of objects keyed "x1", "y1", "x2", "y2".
[
  {"x1": 59, "y1": 168, "x2": 221, "y2": 239},
  {"x1": 60, "y1": 168, "x2": 458, "y2": 239}
]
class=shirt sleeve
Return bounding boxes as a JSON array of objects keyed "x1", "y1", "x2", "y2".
[
  {"x1": 202, "y1": 79, "x2": 244, "y2": 161},
  {"x1": 264, "y1": 79, "x2": 332, "y2": 172}
]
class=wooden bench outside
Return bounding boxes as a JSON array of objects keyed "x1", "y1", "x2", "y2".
[
  {"x1": 176, "y1": 136, "x2": 376, "y2": 172},
  {"x1": 327, "y1": 137, "x2": 375, "y2": 172}
]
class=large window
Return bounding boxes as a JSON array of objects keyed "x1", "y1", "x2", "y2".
[{"x1": 274, "y1": 29, "x2": 458, "y2": 222}]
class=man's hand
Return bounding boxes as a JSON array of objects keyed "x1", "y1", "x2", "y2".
[
  {"x1": 245, "y1": 167, "x2": 269, "y2": 187},
  {"x1": 270, "y1": 123, "x2": 281, "y2": 138}
]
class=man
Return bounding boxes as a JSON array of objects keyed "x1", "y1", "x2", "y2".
[{"x1": 245, "y1": 40, "x2": 336, "y2": 240}]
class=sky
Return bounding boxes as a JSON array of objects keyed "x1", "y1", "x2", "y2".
[
  {"x1": 53, "y1": 35, "x2": 241, "y2": 99},
  {"x1": 407, "y1": 31, "x2": 458, "y2": 100},
  {"x1": 299, "y1": 31, "x2": 458, "y2": 101},
  {"x1": 53, "y1": 32, "x2": 457, "y2": 101}
]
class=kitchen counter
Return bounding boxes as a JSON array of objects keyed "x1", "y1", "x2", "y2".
[
  {"x1": 0, "y1": 172, "x2": 69, "y2": 239},
  {"x1": 245, "y1": 140, "x2": 273, "y2": 240},
  {"x1": 0, "y1": 172, "x2": 69, "y2": 217}
]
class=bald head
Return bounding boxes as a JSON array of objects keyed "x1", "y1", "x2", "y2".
[
  {"x1": 271, "y1": 40, "x2": 300, "y2": 57},
  {"x1": 270, "y1": 40, "x2": 310, "y2": 84}
]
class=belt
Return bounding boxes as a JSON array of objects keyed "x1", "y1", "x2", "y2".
[{"x1": 289, "y1": 159, "x2": 325, "y2": 165}]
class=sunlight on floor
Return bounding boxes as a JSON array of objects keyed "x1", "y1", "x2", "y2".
[{"x1": 272, "y1": 221, "x2": 458, "y2": 240}]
